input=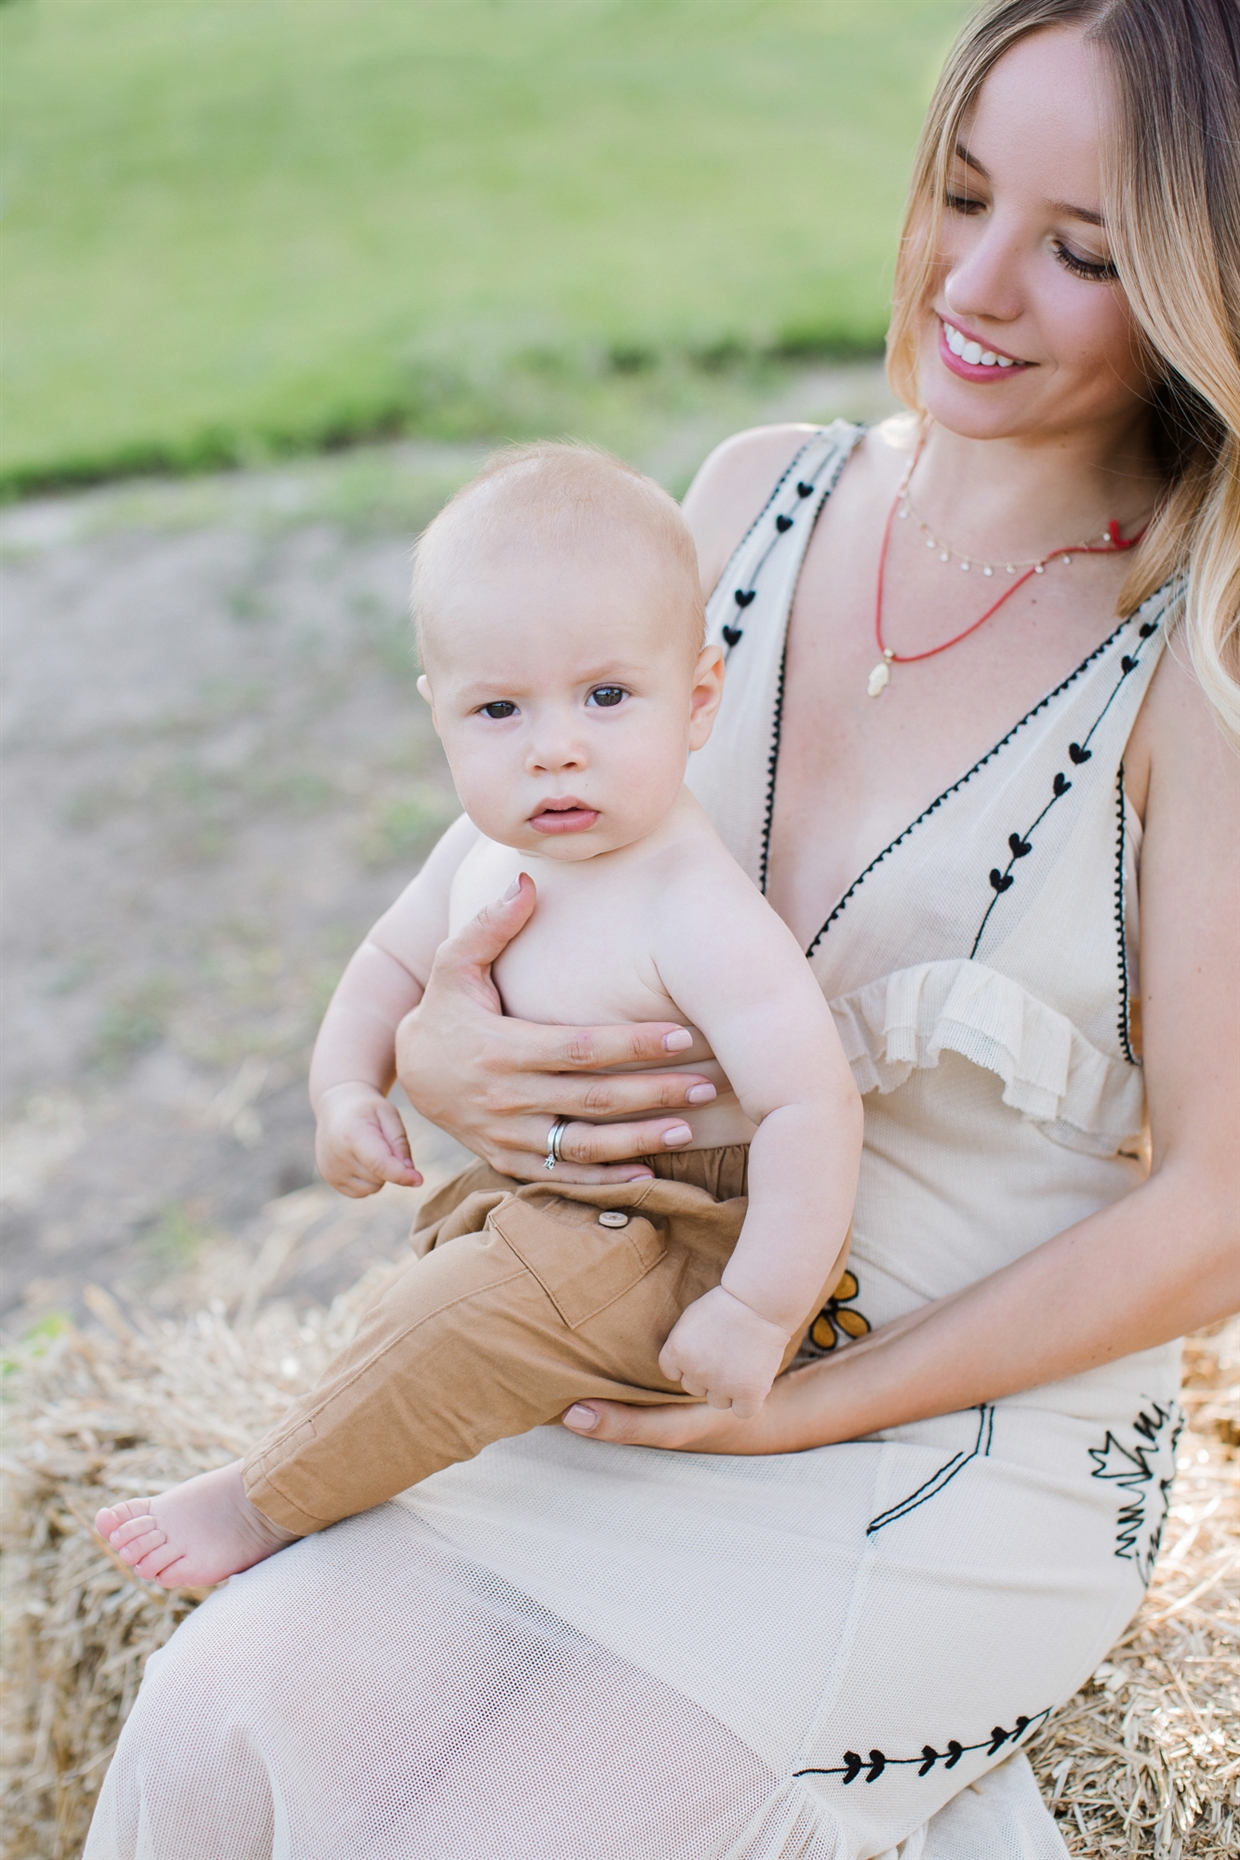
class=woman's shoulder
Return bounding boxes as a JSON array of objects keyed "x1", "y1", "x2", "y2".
[
  {"x1": 1124, "y1": 620, "x2": 1235, "y2": 825},
  {"x1": 681, "y1": 416, "x2": 911, "y2": 596}
]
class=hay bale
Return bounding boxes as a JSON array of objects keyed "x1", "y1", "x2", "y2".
[{"x1": 2, "y1": 1291, "x2": 1236, "y2": 1859}]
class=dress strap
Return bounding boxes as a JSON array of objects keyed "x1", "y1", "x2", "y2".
[{"x1": 689, "y1": 422, "x2": 865, "y2": 884}]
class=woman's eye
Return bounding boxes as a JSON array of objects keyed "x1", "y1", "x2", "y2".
[
  {"x1": 945, "y1": 190, "x2": 985, "y2": 216},
  {"x1": 587, "y1": 686, "x2": 626, "y2": 709},
  {"x1": 1053, "y1": 241, "x2": 1118, "y2": 283},
  {"x1": 479, "y1": 700, "x2": 517, "y2": 720}
]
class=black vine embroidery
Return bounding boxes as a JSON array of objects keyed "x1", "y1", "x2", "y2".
[
  {"x1": 866, "y1": 1404, "x2": 994, "y2": 1537},
  {"x1": 793, "y1": 1706, "x2": 1052, "y2": 1784},
  {"x1": 1089, "y1": 1400, "x2": 1183, "y2": 1582},
  {"x1": 802, "y1": 606, "x2": 1162, "y2": 960},
  {"x1": 1113, "y1": 769, "x2": 1137, "y2": 1065},
  {"x1": 803, "y1": 1268, "x2": 871, "y2": 1355},
  {"x1": 716, "y1": 424, "x2": 862, "y2": 662},
  {"x1": 966, "y1": 611, "x2": 1164, "y2": 959}
]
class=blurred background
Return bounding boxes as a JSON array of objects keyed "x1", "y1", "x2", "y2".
[{"x1": 0, "y1": 0, "x2": 964, "y2": 1336}]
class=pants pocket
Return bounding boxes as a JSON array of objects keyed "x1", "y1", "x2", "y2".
[{"x1": 487, "y1": 1193, "x2": 666, "y2": 1329}]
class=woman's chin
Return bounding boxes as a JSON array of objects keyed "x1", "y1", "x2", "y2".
[{"x1": 914, "y1": 349, "x2": 1043, "y2": 442}]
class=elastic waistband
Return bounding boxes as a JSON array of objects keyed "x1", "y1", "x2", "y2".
[{"x1": 637, "y1": 1143, "x2": 750, "y2": 1201}]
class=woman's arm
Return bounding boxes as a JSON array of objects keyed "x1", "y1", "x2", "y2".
[{"x1": 565, "y1": 645, "x2": 1240, "y2": 1451}]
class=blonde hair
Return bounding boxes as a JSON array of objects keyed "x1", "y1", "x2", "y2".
[
  {"x1": 412, "y1": 441, "x2": 705, "y2": 656},
  {"x1": 886, "y1": 0, "x2": 1240, "y2": 744}
]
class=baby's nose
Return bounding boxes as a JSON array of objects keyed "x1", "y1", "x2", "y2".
[{"x1": 528, "y1": 734, "x2": 586, "y2": 773}]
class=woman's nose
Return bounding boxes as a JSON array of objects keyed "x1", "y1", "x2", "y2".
[{"x1": 943, "y1": 214, "x2": 1026, "y2": 328}]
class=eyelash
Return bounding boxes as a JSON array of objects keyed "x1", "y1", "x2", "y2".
[
  {"x1": 944, "y1": 192, "x2": 1118, "y2": 282},
  {"x1": 476, "y1": 686, "x2": 628, "y2": 720}
]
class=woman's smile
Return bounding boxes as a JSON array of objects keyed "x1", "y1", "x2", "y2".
[{"x1": 937, "y1": 315, "x2": 1033, "y2": 380}]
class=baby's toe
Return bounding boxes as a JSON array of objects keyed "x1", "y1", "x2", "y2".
[
  {"x1": 110, "y1": 1512, "x2": 164, "y2": 1550},
  {"x1": 116, "y1": 1525, "x2": 168, "y2": 1565},
  {"x1": 132, "y1": 1540, "x2": 186, "y2": 1585}
]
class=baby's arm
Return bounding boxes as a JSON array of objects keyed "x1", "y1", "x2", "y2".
[
  {"x1": 311, "y1": 813, "x2": 481, "y2": 1196},
  {"x1": 652, "y1": 868, "x2": 862, "y2": 1415}
]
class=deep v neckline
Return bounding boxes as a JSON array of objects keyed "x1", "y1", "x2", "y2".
[{"x1": 762, "y1": 604, "x2": 1161, "y2": 961}]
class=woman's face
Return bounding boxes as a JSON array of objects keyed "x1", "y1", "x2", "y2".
[{"x1": 915, "y1": 28, "x2": 1153, "y2": 447}]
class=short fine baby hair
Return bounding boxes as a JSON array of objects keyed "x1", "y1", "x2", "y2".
[{"x1": 411, "y1": 441, "x2": 706, "y2": 657}]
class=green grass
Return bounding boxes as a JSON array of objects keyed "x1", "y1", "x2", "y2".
[{"x1": 0, "y1": 0, "x2": 964, "y2": 494}]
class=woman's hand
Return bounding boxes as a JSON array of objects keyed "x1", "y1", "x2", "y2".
[
  {"x1": 561, "y1": 1389, "x2": 805, "y2": 1455},
  {"x1": 393, "y1": 874, "x2": 718, "y2": 1183}
]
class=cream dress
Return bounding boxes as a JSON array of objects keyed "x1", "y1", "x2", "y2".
[{"x1": 86, "y1": 425, "x2": 1181, "y2": 1860}]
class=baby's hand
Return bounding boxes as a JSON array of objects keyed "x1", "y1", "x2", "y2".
[
  {"x1": 314, "y1": 1082, "x2": 423, "y2": 1198},
  {"x1": 658, "y1": 1285, "x2": 791, "y2": 1419}
]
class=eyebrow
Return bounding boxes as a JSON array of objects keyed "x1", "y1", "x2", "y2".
[{"x1": 953, "y1": 141, "x2": 1105, "y2": 227}]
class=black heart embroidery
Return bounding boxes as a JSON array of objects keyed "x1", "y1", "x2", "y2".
[
  {"x1": 775, "y1": 514, "x2": 794, "y2": 532},
  {"x1": 1008, "y1": 833, "x2": 1032, "y2": 857},
  {"x1": 1121, "y1": 655, "x2": 1137, "y2": 673},
  {"x1": 1053, "y1": 772, "x2": 1071, "y2": 797},
  {"x1": 1140, "y1": 622, "x2": 1157, "y2": 638},
  {"x1": 1068, "y1": 742, "x2": 1092, "y2": 764},
  {"x1": 722, "y1": 625, "x2": 743, "y2": 648},
  {"x1": 796, "y1": 481, "x2": 814, "y2": 498},
  {"x1": 989, "y1": 869, "x2": 1014, "y2": 893},
  {"x1": 733, "y1": 589, "x2": 756, "y2": 608}
]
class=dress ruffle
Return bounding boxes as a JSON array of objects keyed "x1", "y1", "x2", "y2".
[{"x1": 830, "y1": 959, "x2": 1145, "y2": 1157}]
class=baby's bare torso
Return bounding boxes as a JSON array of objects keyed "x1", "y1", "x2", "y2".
[{"x1": 447, "y1": 798, "x2": 758, "y2": 1149}]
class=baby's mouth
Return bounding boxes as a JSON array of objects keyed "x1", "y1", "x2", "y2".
[{"x1": 529, "y1": 797, "x2": 600, "y2": 835}]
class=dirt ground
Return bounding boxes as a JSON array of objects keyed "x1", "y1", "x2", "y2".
[{"x1": 0, "y1": 363, "x2": 895, "y2": 1335}]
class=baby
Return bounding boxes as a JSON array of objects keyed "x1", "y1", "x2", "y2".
[{"x1": 95, "y1": 443, "x2": 862, "y2": 1588}]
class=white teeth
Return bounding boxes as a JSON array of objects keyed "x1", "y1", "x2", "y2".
[{"x1": 943, "y1": 321, "x2": 1018, "y2": 368}]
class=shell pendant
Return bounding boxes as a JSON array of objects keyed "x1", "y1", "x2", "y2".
[{"x1": 867, "y1": 652, "x2": 894, "y2": 698}]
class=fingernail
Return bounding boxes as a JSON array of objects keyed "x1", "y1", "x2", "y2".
[
  {"x1": 662, "y1": 1124, "x2": 693, "y2": 1148},
  {"x1": 563, "y1": 1405, "x2": 599, "y2": 1431},
  {"x1": 685, "y1": 1084, "x2": 716, "y2": 1105},
  {"x1": 662, "y1": 1028, "x2": 693, "y2": 1052},
  {"x1": 622, "y1": 1169, "x2": 655, "y2": 1181},
  {"x1": 502, "y1": 877, "x2": 522, "y2": 901}
]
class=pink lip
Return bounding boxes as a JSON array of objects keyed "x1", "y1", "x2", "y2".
[
  {"x1": 529, "y1": 799, "x2": 599, "y2": 835},
  {"x1": 937, "y1": 318, "x2": 1034, "y2": 383}
]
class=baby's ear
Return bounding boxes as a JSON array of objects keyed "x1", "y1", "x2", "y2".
[
  {"x1": 416, "y1": 674, "x2": 433, "y2": 707},
  {"x1": 688, "y1": 644, "x2": 726, "y2": 751}
]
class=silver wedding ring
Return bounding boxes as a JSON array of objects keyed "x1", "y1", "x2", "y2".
[{"x1": 544, "y1": 1115, "x2": 571, "y2": 1171}]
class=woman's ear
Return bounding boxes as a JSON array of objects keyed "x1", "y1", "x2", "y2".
[{"x1": 687, "y1": 644, "x2": 726, "y2": 751}]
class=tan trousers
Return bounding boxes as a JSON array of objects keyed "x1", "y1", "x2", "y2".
[{"x1": 242, "y1": 1146, "x2": 835, "y2": 1536}]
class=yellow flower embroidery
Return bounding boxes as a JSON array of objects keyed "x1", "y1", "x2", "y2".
[{"x1": 808, "y1": 1268, "x2": 872, "y2": 1353}]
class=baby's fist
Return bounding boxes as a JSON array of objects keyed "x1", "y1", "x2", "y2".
[
  {"x1": 658, "y1": 1285, "x2": 790, "y2": 1419},
  {"x1": 314, "y1": 1082, "x2": 422, "y2": 1198}
]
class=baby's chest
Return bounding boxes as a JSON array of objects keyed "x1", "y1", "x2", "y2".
[{"x1": 448, "y1": 844, "x2": 680, "y2": 1027}]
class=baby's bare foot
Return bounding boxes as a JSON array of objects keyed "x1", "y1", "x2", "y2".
[{"x1": 94, "y1": 1461, "x2": 298, "y2": 1588}]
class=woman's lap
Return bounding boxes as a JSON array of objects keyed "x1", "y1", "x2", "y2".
[{"x1": 86, "y1": 1394, "x2": 1173, "y2": 1858}]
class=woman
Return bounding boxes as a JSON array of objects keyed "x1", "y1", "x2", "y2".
[{"x1": 87, "y1": 2, "x2": 1238, "y2": 1855}]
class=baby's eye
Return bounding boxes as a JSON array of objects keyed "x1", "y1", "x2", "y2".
[
  {"x1": 587, "y1": 685, "x2": 627, "y2": 709},
  {"x1": 479, "y1": 700, "x2": 518, "y2": 720}
]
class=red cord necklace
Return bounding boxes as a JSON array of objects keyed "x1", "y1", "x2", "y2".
[{"x1": 868, "y1": 458, "x2": 1147, "y2": 698}]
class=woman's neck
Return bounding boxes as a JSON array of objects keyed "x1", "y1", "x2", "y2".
[{"x1": 912, "y1": 416, "x2": 1164, "y2": 564}]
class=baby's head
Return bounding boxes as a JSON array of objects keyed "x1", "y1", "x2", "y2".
[{"x1": 412, "y1": 442, "x2": 723, "y2": 860}]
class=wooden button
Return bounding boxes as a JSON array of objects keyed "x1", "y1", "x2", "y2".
[{"x1": 597, "y1": 1211, "x2": 629, "y2": 1228}]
